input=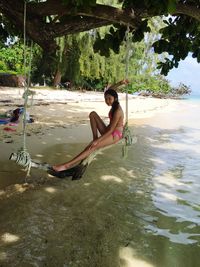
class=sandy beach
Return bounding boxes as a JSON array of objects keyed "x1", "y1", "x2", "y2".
[
  {"x1": 0, "y1": 87, "x2": 180, "y2": 189},
  {"x1": 1, "y1": 86, "x2": 200, "y2": 267},
  {"x1": 0, "y1": 86, "x2": 178, "y2": 194},
  {"x1": 0, "y1": 86, "x2": 176, "y2": 140}
]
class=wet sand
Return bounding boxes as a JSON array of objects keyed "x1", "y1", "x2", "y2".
[
  {"x1": 0, "y1": 86, "x2": 177, "y2": 192},
  {"x1": 0, "y1": 87, "x2": 200, "y2": 267}
]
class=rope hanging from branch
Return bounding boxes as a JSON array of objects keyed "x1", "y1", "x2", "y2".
[
  {"x1": 10, "y1": 21, "x2": 135, "y2": 180},
  {"x1": 122, "y1": 24, "x2": 133, "y2": 157},
  {"x1": 10, "y1": 0, "x2": 35, "y2": 176}
]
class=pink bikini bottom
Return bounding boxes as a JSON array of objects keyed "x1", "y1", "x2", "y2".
[{"x1": 112, "y1": 129, "x2": 123, "y2": 139}]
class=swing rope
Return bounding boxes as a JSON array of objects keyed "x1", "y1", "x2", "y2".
[
  {"x1": 125, "y1": 25, "x2": 130, "y2": 124},
  {"x1": 10, "y1": 0, "x2": 35, "y2": 176},
  {"x1": 122, "y1": 25, "x2": 133, "y2": 157},
  {"x1": 10, "y1": 19, "x2": 134, "y2": 177}
]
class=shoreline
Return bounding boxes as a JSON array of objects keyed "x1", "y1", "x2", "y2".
[
  {"x1": 0, "y1": 86, "x2": 185, "y2": 194},
  {"x1": 0, "y1": 89, "x2": 200, "y2": 267},
  {"x1": 0, "y1": 87, "x2": 178, "y2": 142},
  {"x1": 0, "y1": 86, "x2": 183, "y2": 148},
  {"x1": 0, "y1": 87, "x2": 198, "y2": 200},
  {"x1": 0, "y1": 86, "x2": 177, "y2": 115}
]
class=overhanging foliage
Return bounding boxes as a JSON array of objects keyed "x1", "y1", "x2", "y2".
[{"x1": 0, "y1": 0, "x2": 199, "y2": 74}]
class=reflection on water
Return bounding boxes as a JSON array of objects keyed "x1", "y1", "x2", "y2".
[
  {"x1": 148, "y1": 125, "x2": 200, "y2": 247},
  {"x1": 0, "y1": 102, "x2": 200, "y2": 267}
]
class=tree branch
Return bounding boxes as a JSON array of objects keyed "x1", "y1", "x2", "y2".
[
  {"x1": 175, "y1": 3, "x2": 200, "y2": 21},
  {"x1": 28, "y1": 2, "x2": 137, "y2": 28},
  {"x1": 0, "y1": 0, "x2": 199, "y2": 53},
  {"x1": 48, "y1": 17, "x2": 110, "y2": 38}
]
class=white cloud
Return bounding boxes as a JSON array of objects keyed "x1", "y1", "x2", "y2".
[{"x1": 167, "y1": 54, "x2": 200, "y2": 95}]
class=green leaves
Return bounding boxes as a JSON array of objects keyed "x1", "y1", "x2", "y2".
[
  {"x1": 192, "y1": 48, "x2": 200, "y2": 63},
  {"x1": 132, "y1": 19, "x2": 151, "y2": 42},
  {"x1": 152, "y1": 13, "x2": 200, "y2": 75},
  {"x1": 0, "y1": 44, "x2": 24, "y2": 73},
  {"x1": 167, "y1": 0, "x2": 177, "y2": 13},
  {"x1": 93, "y1": 26, "x2": 126, "y2": 57},
  {"x1": 153, "y1": 39, "x2": 170, "y2": 54}
]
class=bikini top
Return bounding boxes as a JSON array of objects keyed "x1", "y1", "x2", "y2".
[
  {"x1": 108, "y1": 109, "x2": 123, "y2": 127},
  {"x1": 108, "y1": 110, "x2": 112, "y2": 120}
]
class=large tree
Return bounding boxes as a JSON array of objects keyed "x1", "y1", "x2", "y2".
[{"x1": 0, "y1": 0, "x2": 199, "y2": 74}]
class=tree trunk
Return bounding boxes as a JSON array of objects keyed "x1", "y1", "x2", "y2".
[{"x1": 53, "y1": 68, "x2": 62, "y2": 87}]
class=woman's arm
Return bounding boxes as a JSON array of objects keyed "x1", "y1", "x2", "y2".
[{"x1": 108, "y1": 79, "x2": 129, "y2": 91}]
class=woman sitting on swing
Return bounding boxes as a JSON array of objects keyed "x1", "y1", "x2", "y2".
[{"x1": 52, "y1": 79, "x2": 129, "y2": 172}]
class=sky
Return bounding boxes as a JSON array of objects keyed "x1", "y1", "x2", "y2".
[{"x1": 167, "y1": 54, "x2": 200, "y2": 96}]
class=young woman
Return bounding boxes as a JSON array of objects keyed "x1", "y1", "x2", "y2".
[{"x1": 52, "y1": 82, "x2": 127, "y2": 172}]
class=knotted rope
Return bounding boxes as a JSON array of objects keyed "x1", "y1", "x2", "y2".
[
  {"x1": 11, "y1": 0, "x2": 35, "y2": 176},
  {"x1": 122, "y1": 25, "x2": 133, "y2": 157}
]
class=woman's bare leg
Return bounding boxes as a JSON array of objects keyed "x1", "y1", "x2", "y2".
[
  {"x1": 53, "y1": 134, "x2": 119, "y2": 172},
  {"x1": 89, "y1": 111, "x2": 107, "y2": 140}
]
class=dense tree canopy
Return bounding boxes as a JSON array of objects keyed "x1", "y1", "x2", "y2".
[{"x1": 0, "y1": 0, "x2": 199, "y2": 74}]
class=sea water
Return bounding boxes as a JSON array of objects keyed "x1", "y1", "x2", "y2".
[
  {"x1": 0, "y1": 98, "x2": 200, "y2": 267},
  {"x1": 186, "y1": 93, "x2": 200, "y2": 102}
]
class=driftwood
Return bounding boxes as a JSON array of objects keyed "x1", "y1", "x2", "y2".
[
  {"x1": 48, "y1": 141, "x2": 124, "y2": 180},
  {"x1": 9, "y1": 152, "x2": 51, "y2": 171},
  {"x1": 48, "y1": 163, "x2": 88, "y2": 180},
  {"x1": 9, "y1": 140, "x2": 125, "y2": 180},
  {"x1": 0, "y1": 73, "x2": 25, "y2": 87},
  {"x1": 48, "y1": 141, "x2": 122, "y2": 180}
]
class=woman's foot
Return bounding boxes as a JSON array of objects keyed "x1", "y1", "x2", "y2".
[{"x1": 52, "y1": 164, "x2": 71, "y2": 172}]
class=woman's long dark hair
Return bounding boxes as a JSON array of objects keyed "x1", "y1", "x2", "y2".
[{"x1": 104, "y1": 89, "x2": 119, "y2": 117}]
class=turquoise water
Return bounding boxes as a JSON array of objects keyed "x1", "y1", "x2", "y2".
[
  {"x1": 186, "y1": 94, "x2": 200, "y2": 102},
  {"x1": 0, "y1": 99, "x2": 200, "y2": 267}
]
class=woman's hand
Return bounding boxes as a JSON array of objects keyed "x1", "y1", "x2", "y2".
[{"x1": 122, "y1": 79, "x2": 129, "y2": 85}]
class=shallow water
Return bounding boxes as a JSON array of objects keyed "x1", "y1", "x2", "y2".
[{"x1": 0, "y1": 100, "x2": 200, "y2": 267}]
